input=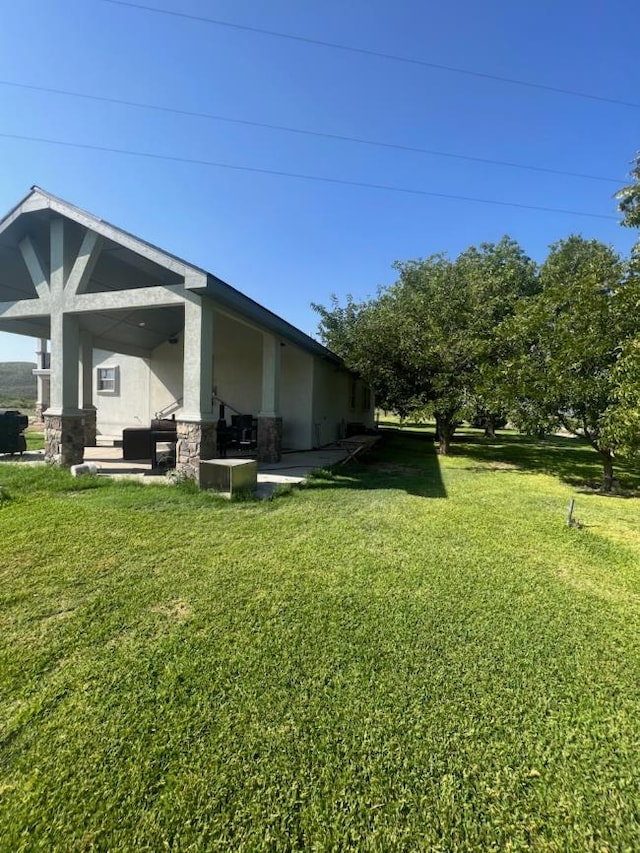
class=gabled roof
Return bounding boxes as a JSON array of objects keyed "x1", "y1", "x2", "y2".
[{"x1": 0, "y1": 187, "x2": 341, "y2": 363}]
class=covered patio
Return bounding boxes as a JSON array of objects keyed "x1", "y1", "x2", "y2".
[{"x1": 0, "y1": 188, "x2": 374, "y2": 481}]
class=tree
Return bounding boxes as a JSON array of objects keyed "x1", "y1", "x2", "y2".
[
  {"x1": 609, "y1": 159, "x2": 640, "y2": 454},
  {"x1": 617, "y1": 151, "x2": 640, "y2": 228},
  {"x1": 455, "y1": 239, "x2": 539, "y2": 437},
  {"x1": 497, "y1": 236, "x2": 634, "y2": 490},
  {"x1": 314, "y1": 237, "x2": 537, "y2": 454},
  {"x1": 312, "y1": 293, "x2": 435, "y2": 418},
  {"x1": 602, "y1": 338, "x2": 640, "y2": 457}
]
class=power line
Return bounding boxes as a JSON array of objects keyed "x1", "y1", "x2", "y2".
[
  {"x1": 0, "y1": 130, "x2": 619, "y2": 220},
  {"x1": 0, "y1": 79, "x2": 622, "y2": 185},
  {"x1": 99, "y1": 0, "x2": 640, "y2": 111}
]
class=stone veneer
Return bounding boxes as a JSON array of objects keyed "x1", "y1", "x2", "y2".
[
  {"x1": 257, "y1": 416, "x2": 282, "y2": 463},
  {"x1": 44, "y1": 413, "x2": 85, "y2": 467},
  {"x1": 83, "y1": 406, "x2": 97, "y2": 447},
  {"x1": 175, "y1": 420, "x2": 218, "y2": 481}
]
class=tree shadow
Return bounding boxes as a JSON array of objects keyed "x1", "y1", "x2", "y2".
[
  {"x1": 450, "y1": 432, "x2": 640, "y2": 495},
  {"x1": 304, "y1": 430, "x2": 447, "y2": 498}
]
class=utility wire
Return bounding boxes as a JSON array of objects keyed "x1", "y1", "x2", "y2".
[
  {"x1": 99, "y1": 0, "x2": 640, "y2": 110},
  {"x1": 0, "y1": 131, "x2": 618, "y2": 221},
  {"x1": 0, "y1": 79, "x2": 622, "y2": 185}
]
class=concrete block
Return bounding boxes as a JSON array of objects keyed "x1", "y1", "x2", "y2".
[{"x1": 199, "y1": 458, "x2": 257, "y2": 495}]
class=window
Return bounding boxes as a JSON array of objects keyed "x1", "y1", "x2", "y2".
[
  {"x1": 97, "y1": 365, "x2": 118, "y2": 394},
  {"x1": 362, "y1": 386, "x2": 371, "y2": 411}
]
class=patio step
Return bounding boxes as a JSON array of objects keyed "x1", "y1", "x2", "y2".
[{"x1": 95, "y1": 435, "x2": 122, "y2": 448}]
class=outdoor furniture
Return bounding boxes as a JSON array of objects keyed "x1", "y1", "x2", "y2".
[
  {"x1": 215, "y1": 415, "x2": 258, "y2": 456},
  {"x1": 122, "y1": 419, "x2": 177, "y2": 468},
  {"x1": 216, "y1": 419, "x2": 234, "y2": 457},
  {"x1": 0, "y1": 409, "x2": 28, "y2": 455},
  {"x1": 122, "y1": 427, "x2": 152, "y2": 461},
  {"x1": 150, "y1": 418, "x2": 178, "y2": 469},
  {"x1": 230, "y1": 414, "x2": 257, "y2": 450}
]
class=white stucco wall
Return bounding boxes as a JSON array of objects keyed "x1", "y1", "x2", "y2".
[
  {"x1": 92, "y1": 308, "x2": 372, "y2": 449},
  {"x1": 312, "y1": 359, "x2": 374, "y2": 446},
  {"x1": 280, "y1": 344, "x2": 314, "y2": 449},
  {"x1": 93, "y1": 349, "x2": 150, "y2": 436},
  {"x1": 212, "y1": 313, "x2": 263, "y2": 418},
  {"x1": 312, "y1": 358, "x2": 348, "y2": 446},
  {"x1": 148, "y1": 337, "x2": 185, "y2": 418}
]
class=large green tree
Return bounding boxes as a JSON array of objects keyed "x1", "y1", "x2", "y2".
[
  {"x1": 602, "y1": 338, "x2": 640, "y2": 457},
  {"x1": 617, "y1": 151, "x2": 640, "y2": 228},
  {"x1": 314, "y1": 237, "x2": 537, "y2": 453},
  {"x1": 610, "y1": 160, "x2": 640, "y2": 454},
  {"x1": 497, "y1": 236, "x2": 634, "y2": 490}
]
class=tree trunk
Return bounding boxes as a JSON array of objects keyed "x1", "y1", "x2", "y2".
[
  {"x1": 600, "y1": 450, "x2": 614, "y2": 492},
  {"x1": 435, "y1": 414, "x2": 455, "y2": 455},
  {"x1": 484, "y1": 415, "x2": 496, "y2": 439}
]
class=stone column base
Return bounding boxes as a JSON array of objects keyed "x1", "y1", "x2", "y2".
[
  {"x1": 176, "y1": 420, "x2": 217, "y2": 481},
  {"x1": 83, "y1": 406, "x2": 97, "y2": 447},
  {"x1": 257, "y1": 416, "x2": 282, "y2": 463},
  {"x1": 44, "y1": 413, "x2": 85, "y2": 467}
]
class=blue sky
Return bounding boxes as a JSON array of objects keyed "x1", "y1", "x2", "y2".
[{"x1": 1, "y1": 0, "x2": 638, "y2": 362}]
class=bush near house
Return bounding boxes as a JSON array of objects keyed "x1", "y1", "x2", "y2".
[{"x1": 0, "y1": 430, "x2": 638, "y2": 851}]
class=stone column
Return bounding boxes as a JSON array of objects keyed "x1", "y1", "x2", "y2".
[
  {"x1": 257, "y1": 416, "x2": 282, "y2": 463},
  {"x1": 258, "y1": 333, "x2": 282, "y2": 463},
  {"x1": 44, "y1": 413, "x2": 85, "y2": 466},
  {"x1": 176, "y1": 296, "x2": 216, "y2": 480},
  {"x1": 175, "y1": 419, "x2": 217, "y2": 481}
]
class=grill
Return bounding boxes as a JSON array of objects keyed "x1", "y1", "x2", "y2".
[{"x1": 0, "y1": 409, "x2": 28, "y2": 456}]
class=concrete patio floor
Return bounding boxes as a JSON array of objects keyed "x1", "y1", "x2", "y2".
[
  {"x1": 82, "y1": 445, "x2": 352, "y2": 493},
  {"x1": 1, "y1": 445, "x2": 353, "y2": 495},
  {"x1": 1, "y1": 434, "x2": 379, "y2": 497}
]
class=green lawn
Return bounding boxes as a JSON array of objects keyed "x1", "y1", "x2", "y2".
[
  {"x1": 1, "y1": 432, "x2": 639, "y2": 852},
  {"x1": 25, "y1": 430, "x2": 44, "y2": 451}
]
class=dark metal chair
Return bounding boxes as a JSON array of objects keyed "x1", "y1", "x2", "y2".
[{"x1": 231, "y1": 414, "x2": 257, "y2": 451}]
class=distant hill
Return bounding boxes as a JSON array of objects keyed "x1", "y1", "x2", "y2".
[{"x1": 0, "y1": 361, "x2": 36, "y2": 407}]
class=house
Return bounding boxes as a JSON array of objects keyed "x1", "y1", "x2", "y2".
[{"x1": 0, "y1": 187, "x2": 374, "y2": 476}]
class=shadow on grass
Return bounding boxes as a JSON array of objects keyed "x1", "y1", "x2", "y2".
[
  {"x1": 305, "y1": 430, "x2": 447, "y2": 498},
  {"x1": 451, "y1": 432, "x2": 640, "y2": 495}
]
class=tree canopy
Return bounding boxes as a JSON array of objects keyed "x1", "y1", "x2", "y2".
[
  {"x1": 314, "y1": 236, "x2": 537, "y2": 453},
  {"x1": 313, "y1": 152, "x2": 640, "y2": 490},
  {"x1": 617, "y1": 151, "x2": 640, "y2": 229},
  {"x1": 484, "y1": 236, "x2": 637, "y2": 489}
]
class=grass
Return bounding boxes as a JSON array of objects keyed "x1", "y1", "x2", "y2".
[
  {"x1": 25, "y1": 430, "x2": 44, "y2": 451},
  {"x1": 0, "y1": 431, "x2": 639, "y2": 851}
]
